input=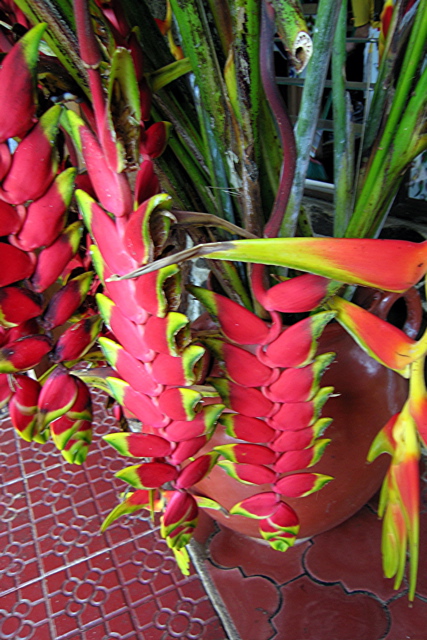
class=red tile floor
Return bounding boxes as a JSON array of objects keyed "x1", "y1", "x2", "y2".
[{"x1": 1, "y1": 389, "x2": 427, "y2": 640}]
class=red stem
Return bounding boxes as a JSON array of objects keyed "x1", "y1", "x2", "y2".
[{"x1": 261, "y1": 0, "x2": 296, "y2": 239}]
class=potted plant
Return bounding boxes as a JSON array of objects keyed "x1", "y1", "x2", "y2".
[{"x1": 0, "y1": 0, "x2": 426, "y2": 600}]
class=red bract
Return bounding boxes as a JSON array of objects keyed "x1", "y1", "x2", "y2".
[
  {"x1": 0, "y1": 242, "x2": 35, "y2": 287},
  {"x1": 0, "y1": 286, "x2": 42, "y2": 327},
  {"x1": 31, "y1": 222, "x2": 83, "y2": 293},
  {"x1": 0, "y1": 335, "x2": 51, "y2": 373},
  {"x1": 262, "y1": 274, "x2": 332, "y2": 313},
  {"x1": 0, "y1": 24, "x2": 45, "y2": 142},
  {"x1": 189, "y1": 285, "x2": 271, "y2": 345},
  {"x1": 1, "y1": 105, "x2": 61, "y2": 205},
  {"x1": 265, "y1": 312, "x2": 335, "y2": 368},
  {"x1": 16, "y1": 168, "x2": 76, "y2": 251},
  {"x1": 0, "y1": 200, "x2": 20, "y2": 235}
]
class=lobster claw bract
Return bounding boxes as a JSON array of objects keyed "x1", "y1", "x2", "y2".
[
  {"x1": 0, "y1": 23, "x2": 46, "y2": 142},
  {"x1": 1, "y1": 105, "x2": 61, "y2": 205}
]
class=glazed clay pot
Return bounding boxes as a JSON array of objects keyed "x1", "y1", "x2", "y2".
[{"x1": 194, "y1": 288, "x2": 421, "y2": 540}]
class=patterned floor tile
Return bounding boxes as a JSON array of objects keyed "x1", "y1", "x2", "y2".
[
  {"x1": 209, "y1": 521, "x2": 309, "y2": 584},
  {"x1": 0, "y1": 581, "x2": 52, "y2": 640},
  {"x1": 304, "y1": 506, "x2": 406, "y2": 601},
  {"x1": 209, "y1": 565, "x2": 280, "y2": 640},
  {"x1": 272, "y1": 576, "x2": 390, "y2": 640},
  {"x1": 0, "y1": 408, "x2": 225, "y2": 640},
  {"x1": 385, "y1": 595, "x2": 427, "y2": 640}
]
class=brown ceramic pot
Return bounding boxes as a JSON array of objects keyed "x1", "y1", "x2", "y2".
[{"x1": 194, "y1": 288, "x2": 422, "y2": 540}]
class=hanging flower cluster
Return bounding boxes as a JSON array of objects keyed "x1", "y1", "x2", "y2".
[
  {"x1": 189, "y1": 271, "x2": 337, "y2": 549},
  {"x1": 0, "y1": 23, "x2": 98, "y2": 462}
]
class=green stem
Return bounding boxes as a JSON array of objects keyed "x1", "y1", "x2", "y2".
[
  {"x1": 332, "y1": 0, "x2": 353, "y2": 237},
  {"x1": 346, "y1": 0, "x2": 427, "y2": 237},
  {"x1": 280, "y1": 0, "x2": 341, "y2": 237}
]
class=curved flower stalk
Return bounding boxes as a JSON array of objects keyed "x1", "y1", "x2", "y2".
[{"x1": 0, "y1": 24, "x2": 99, "y2": 463}]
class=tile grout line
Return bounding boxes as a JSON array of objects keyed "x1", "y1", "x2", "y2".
[
  {"x1": 83, "y1": 460, "x2": 147, "y2": 640},
  {"x1": 0, "y1": 525, "x2": 158, "y2": 599},
  {"x1": 189, "y1": 540, "x2": 241, "y2": 640},
  {"x1": 16, "y1": 428, "x2": 58, "y2": 640}
]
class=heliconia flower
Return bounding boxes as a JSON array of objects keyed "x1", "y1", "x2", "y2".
[
  {"x1": 0, "y1": 373, "x2": 12, "y2": 407},
  {"x1": 52, "y1": 314, "x2": 102, "y2": 362},
  {"x1": 0, "y1": 286, "x2": 42, "y2": 328},
  {"x1": 261, "y1": 274, "x2": 332, "y2": 313},
  {"x1": 0, "y1": 200, "x2": 21, "y2": 236},
  {"x1": 106, "y1": 377, "x2": 169, "y2": 428},
  {"x1": 0, "y1": 23, "x2": 46, "y2": 142},
  {"x1": 77, "y1": 190, "x2": 136, "y2": 276},
  {"x1": 201, "y1": 238, "x2": 427, "y2": 293},
  {"x1": 0, "y1": 242, "x2": 35, "y2": 287},
  {"x1": 265, "y1": 311, "x2": 335, "y2": 368},
  {"x1": 99, "y1": 337, "x2": 162, "y2": 397},
  {"x1": 161, "y1": 491, "x2": 199, "y2": 538},
  {"x1": 205, "y1": 339, "x2": 274, "y2": 388},
  {"x1": 0, "y1": 334, "x2": 51, "y2": 373},
  {"x1": 406, "y1": 358, "x2": 427, "y2": 447},
  {"x1": 273, "y1": 439, "x2": 331, "y2": 473},
  {"x1": 160, "y1": 492, "x2": 199, "y2": 562},
  {"x1": 43, "y1": 272, "x2": 94, "y2": 330},
  {"x1": 96, "y1": 293, "x2": 155, "y2": 362},
  {"x1": 170, "y1": 435, "x2": 208, "y2": 464},
  {"x1": 157, "y1": 387, "x2": 203, "y2": 421},
  {"x1": 37, "y1": 367, "x2": 79, "y2": 428},
  {"x1": 175, "y1": 453, "x2": 220, "y2": 489},
  {"x1": 31, "y1": 221, "x2": 83, "y2": 293},
  {"x1": 150, "y1": 345, "x2": 206, "y2": 386},
  {"x1": 116, "y1": 461, "x2": 178, "y2": 489},
  {"x1": 381, "y1": 487, "x2": 407, "y2": 589},
  {"x1": 123, "y1": 193, "x2": 173, "y2": 264},
  {"x1": 266, "y1": 353, "x2": 335, "y2": 403},
  {"x1": 221, "y1": 414, "x2": 276, "y2": 443},
  {"x1": 367, "y1": 413, "x2": 398, "y2": 462},
  {"x1": 188, "y1": 285, "x2": 270, "y2": 345},
  {"x1": 270, "y1": 418, "x2": 332, "y2": 452},
  {"x1": 133, "y1": 265, "x2": 182, "y2": 318},
  {"x1": 269, "y1": 388, "x2": 333, "y2": 431},
  {"x1": 215, "y1": 443, "x2": 276, "y2": 465},
  {"x1": 60, "y1": 419, "x2": 93, "y2": 464},
  {"x1": 140, "y1": 121, "x2": 171, "y2": 159},
  {"x1": 103, "y1": 432, "x2": 172, "y2": 457},
  {"x1": 1, "y1": 104, "x2": 61, "y2": 205},
  {"x1": 210, "y1": 378, "x2": 273, "y2": 418},
  {"x1": 64, "y1": 111, "x2": 133, "y2": 217},
  {"x1": 90, "y1": 244, "x2": 149, "y2": 324},
  {"x1": 1, "y1": 319, "x2": 40, "y2": 346},
  {"x1": 328, "y1": 296, "x2": 421, "y2": 373},
  {"x1": 65, "y1": 378, "x2": 92, "y2": 422},
  {"x1": 259, "y1": 505, "x2": 300, "y2": 550},
  {"x1": 164, "y1": 404, "x2": 224, "y2": 442},
  {"x1": 229, "y1": 491, "x2": 279, "y2": 519},
  {"x1": 8, "y1": 374, "x2": 41, "y2": 441},
  {"x1": 101, "y1": 489, "x2": 161, "y2": 530},
  {"x1": 134, "y1": 159, "x2": 160, "y2": 205},
  {"x1": 16, "y1": 168, "x2": 77, "y2": 251},
  {"x1": 50, "y1": 414, "x2": 82, "y2": 450},
  {"x1": 275, "y1": 472, "x2": 333, "y2": 498},
  {"x1": 219, "y1": 461, "x2": 277, "y2": 485},
  {"x1": 143, "y1": 313, "x2": 191, "y2": 356}
]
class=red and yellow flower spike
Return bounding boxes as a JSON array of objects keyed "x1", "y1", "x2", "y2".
[{"x1": 368, "y1": 361, "x2": 423, "y2": 600}]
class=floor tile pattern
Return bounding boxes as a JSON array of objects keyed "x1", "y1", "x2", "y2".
[
  {"x1": 2, "y1": 390, "x2": 427, "y2": 640},
  {"x1": 0, "y1": 394, "x2": 225, "y2": 640},
  {"x1": 196, "y1": 498, "x2": 427, "y2": 640}
]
